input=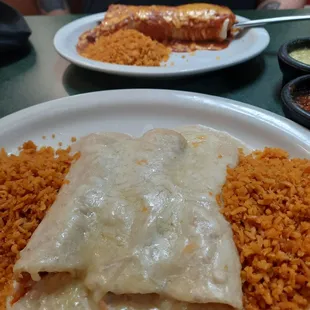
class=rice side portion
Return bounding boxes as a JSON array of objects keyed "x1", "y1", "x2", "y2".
[
  {"x1": 79, "y1": 29, "x2": 171, "y2": 66},
  {"x1": 0, "y1": 141, "x2": 80, "y2": 310},
  {"x1": 220, "y1": 148, "x2": 310, "y2": 310}
]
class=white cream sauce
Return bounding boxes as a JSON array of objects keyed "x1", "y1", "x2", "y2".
[{"x1": 12, "y1": 126, "x2": 249, "y2": 310}]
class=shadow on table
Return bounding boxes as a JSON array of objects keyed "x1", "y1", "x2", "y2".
[
  {"x1": 0, "y1": 42, "x2": 34, "y2": 68},
  {"x1": 272, "y1": 78, "x2": 287, "y2": 116},
  {"x1": 63, "y1": 55, "x2": 266, "y2": 97}
]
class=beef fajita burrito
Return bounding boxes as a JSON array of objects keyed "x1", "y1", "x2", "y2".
[{"x1": 9, "y1": 126, "x2": 245, "y2": 310}]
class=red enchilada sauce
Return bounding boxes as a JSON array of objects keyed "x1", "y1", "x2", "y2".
[
  {"x1": 165, "y1": 39, "x2": 230, "y2": 52},
  {"x1": 83, "y1": 31, "x2": 232, "y2": 53}
]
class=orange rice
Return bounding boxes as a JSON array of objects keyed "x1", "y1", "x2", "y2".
[
  {"x1": 0, "y1": 141, "x2": 80, "y2": 310},
  {"x1": 220, "y1": 148, "x2": 310, "y2": 310},
  {"x1": 79, "y1": 29, "x2": 171, "y2": 66}
]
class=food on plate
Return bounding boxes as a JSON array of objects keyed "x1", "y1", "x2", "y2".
[
  {"x1": 289, "y1": 48, "x2": 310, "y2": 66},
  {"x1": 77, "y1": 3, "x2": 236, "y2": 64},
  {"x1": 0, "y1": 141, "x2": 80, "y2": 310},
  {"x1": 2, "y1": 127, "x2": 309, "y2": 310},
  {"x1": 98, "y1": 3, "x2": 235, "y2": 42},
  {"x1": 79, "y1": 29, "x2": 171, "y2": 66},
  {"x1": 220, "y1": 148, "x2": 310, "y2": 310},
  {"x1": 10, "y1": 126, "x2": 245, "y2": 310}
]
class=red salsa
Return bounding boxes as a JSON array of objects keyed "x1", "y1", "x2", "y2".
[{"x1": 294, "y1": 92, "x2": 310, "y2": 113}]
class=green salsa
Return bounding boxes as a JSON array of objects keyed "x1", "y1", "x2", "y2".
[{"x1": 289, "y1": 48, "x2": 310, "y2": 65}]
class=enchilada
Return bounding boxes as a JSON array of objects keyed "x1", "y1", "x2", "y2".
[
  {"x1": 10, "y1": 127, "x2": 245, "y2": 310},
  {"x1": 77, "y1": 3, "x2": 236, "y2": 52}
]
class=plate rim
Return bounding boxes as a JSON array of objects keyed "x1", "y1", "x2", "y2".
[
  {"x1": 53, "y1": 13, "x2": 270, "y2": 77},
  {"x1": 0, "y1": 89, "x2": 308, "y2": 148}
]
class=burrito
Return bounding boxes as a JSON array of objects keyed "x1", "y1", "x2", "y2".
[
  {"x1": 77, "y1": 3, "x2": 236, "y2": 52},
  {"x1": 10, "y1": 126, "x2": 244, "y2": 310}
]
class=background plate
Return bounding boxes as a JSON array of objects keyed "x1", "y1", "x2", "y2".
[
  {"x1": 0, "y1": 90, "x2": 308, "y2": 157},
  {"x1": 54, "y1": 13, "x2": 270, "y2": 77}
]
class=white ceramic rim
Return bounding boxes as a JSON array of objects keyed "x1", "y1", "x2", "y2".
[{"x1": 0, "y1": 89, "x2": 308, "y2": 155}]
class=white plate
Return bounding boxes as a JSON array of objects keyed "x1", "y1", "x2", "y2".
[
  {"x1": 0, "y1": 90, "x2": 309, "y2": 157},
  {"x1": 54, "y1": 13, "x2": 270, "y2": 77}
]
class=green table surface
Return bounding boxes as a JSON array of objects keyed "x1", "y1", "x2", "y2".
[{"x1": 1, "y1": 10, "x2": 310, "y2": 118}]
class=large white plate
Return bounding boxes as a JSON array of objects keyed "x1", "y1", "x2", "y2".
[
  {"x1": 0, "y1": 90, "x2": 309, "y2": 158},
  {"x1": 54, "y1": 13, "x2": 270, "y2": 77}
]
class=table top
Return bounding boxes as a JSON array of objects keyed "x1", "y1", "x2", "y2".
[{"x1": 0, "y1": 9, "x2": 309, "y2": 119}]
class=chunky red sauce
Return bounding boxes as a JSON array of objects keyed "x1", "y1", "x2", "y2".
[{"x1": 294, "y1": 92, "x2": 310, "y2": 113}]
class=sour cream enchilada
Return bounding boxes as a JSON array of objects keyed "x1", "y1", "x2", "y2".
[{"x1": 10, "y1": 126, "x2": 248, "y2": 310}]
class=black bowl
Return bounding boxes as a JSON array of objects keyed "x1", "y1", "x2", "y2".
[
  {"x1": 278, "y1": 38, "x2": 310, "y2": 84},
  {"x1": 0, "y1": 1, "x2": 32, "y2": 52},
  {"x1": 281, "y1": 75, "x2": 310, "y2": 129}
]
